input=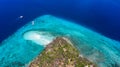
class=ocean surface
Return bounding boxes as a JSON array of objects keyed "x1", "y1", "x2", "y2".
[
  {"x1": 0, "y1": 15, "x2": 120, "y2": 67},
  {"x1": 0, "y1": 0, "x2": 120, "y2": 43}
]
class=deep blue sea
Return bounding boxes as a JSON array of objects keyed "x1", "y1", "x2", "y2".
[{"x1": 0, "y1": 0, "x2": 120, "y2": 43}]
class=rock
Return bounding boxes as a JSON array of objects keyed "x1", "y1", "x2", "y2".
[{"x1": 29, "y1": 37, "x2": 96, "y2": 67}]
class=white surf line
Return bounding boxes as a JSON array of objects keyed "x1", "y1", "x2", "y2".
[{"x1": 62, "y1": 37, "x2": 74, "y2": 46}]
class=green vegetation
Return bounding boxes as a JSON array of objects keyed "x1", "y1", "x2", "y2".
[{"x1": 29, "y1": 37, "x2": 96, "y2": 67}]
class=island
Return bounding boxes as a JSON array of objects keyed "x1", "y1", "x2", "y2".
[{"x1": 29, "y1": 37, "x2": 96, "y2": 67}]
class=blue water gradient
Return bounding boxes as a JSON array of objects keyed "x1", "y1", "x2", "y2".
[
  {"x1": 1, "y1": 0, "x2": 120, "y2": 42},
  {"x1": 0, "y1": 15, "x2": 120, "y2": 67}
]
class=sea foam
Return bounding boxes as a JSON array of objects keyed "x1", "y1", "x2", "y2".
[{"x1": 23, "y1": 31, "x2": 55, "y2": 46}]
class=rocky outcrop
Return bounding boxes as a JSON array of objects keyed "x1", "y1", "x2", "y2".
[{"x1": 29, "y1": 37, "x2": 96, "y2": 67}]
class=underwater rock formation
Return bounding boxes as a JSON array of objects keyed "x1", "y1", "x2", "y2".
[{"x1": 0, "y1": 15, "x2": 120, "y2": 67}]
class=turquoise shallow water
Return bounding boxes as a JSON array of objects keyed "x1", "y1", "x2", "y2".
[{"x1": 0, "y1": 15, "x2": 120, "y2": 67}]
